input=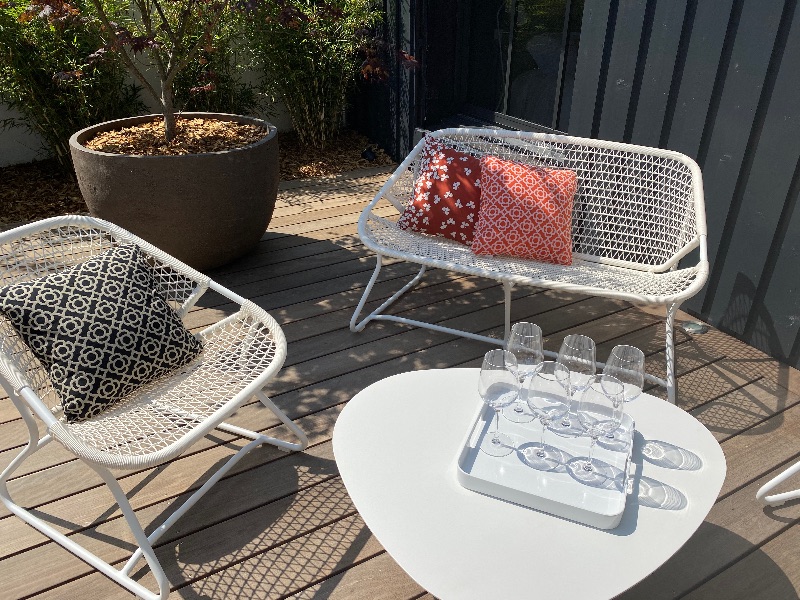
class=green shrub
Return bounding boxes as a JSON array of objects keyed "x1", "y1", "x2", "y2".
[
  {"x1": 250, "y1": 0, "x2": 381, "y2": 149},
  {"x1": 173, "y1": 14, "x2": 266, "y2": 116},
  {"x1": 0, "y1": 0, "x2": 142, "y2": 169}
]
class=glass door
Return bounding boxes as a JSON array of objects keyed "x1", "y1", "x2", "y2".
[{"x1": 461, "y1": 0, "x2": 583, "y2": 131}]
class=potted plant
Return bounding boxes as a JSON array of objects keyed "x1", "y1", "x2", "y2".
[{"x1": 67, "y1": 0, "x2": 279, "y2": 270}]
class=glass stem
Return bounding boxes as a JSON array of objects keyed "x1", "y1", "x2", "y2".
[
  {"x1": 514, "y1": 373, "x2": 526, "y2": 413},
  {"x1": 539, "y1": 419, "x2": 547, "y2": 449},
  {"x1": 561, "y1": 394, "x2": 574, "y2": 427},
  {"x1": 493, "y1": 408, "x2": 501, "y2": 441},
  {"x1": 585, "y1": 436, "x2": 598, "y2": 471}
]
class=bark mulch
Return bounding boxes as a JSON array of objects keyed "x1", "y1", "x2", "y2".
[
  {"x1": 85, "y1": 118, "x2": 269, "y2": 156},
  {"x1": 0, "y1": 159, "x2": 85, "y2": 227},
  {"x1": 1, "y1": 127, "x2": 394, "y2": 228}
]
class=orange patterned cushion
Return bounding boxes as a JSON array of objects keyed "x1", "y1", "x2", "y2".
[
  {"x1": 471, "y1": 155, "x2": 578, "y2": 265},
  {"x1": 397, "y1": 137, "x2": 482, "y2": 245}
]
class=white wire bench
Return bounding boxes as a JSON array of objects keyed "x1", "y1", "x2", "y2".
[
  {"x1": 350, "y1": 128, "x2": 708, "y2": 403},
  {"x1": 0, "y1": 215, "x2": 308, "y2": 600}
]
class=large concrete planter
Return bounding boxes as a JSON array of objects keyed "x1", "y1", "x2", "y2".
[{"x1": 70, "y1": 112, "x2": 278, "y2": 271}]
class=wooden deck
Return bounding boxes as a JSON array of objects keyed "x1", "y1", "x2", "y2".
[{"x1": 2, "y1": 166, "x2": 800, "y2": 599}]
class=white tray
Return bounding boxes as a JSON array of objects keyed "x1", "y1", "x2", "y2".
[{"x1": 455, "y1": 403, "x2": 636, "y2": 530}]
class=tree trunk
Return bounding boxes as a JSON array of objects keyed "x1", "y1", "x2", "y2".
[{"x1": 162, "y1": 84, "x2": 177, "y2": 142}]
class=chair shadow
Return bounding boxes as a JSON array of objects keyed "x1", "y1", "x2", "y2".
[
  {"x1": 130, "y1": 447, "x2": 370, "y2": 599},
  {"x1": 686, "y1": 271, "x2": 799, "y2": 441}
]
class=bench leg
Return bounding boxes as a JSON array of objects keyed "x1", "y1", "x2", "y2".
[
  {"x1": 350, "y1": 255, "x2": 427, "y2": 332},
  {"x1": 665, "y1": 302, "x2": 681, "y2": 404},
  {"x1": 350, "y1": 255, "x2": 509, "y2": 345},
  {"x1": 503, "y1": 281, "x2": 514, "y2": 342}
]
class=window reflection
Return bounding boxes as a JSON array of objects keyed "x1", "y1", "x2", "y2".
[{"x1": 463, "y1": 0, "x2": 583, "y2": 130}]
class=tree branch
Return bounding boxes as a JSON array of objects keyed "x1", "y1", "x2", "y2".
[
  {"x1": 173, "y1": 0, "x2": 198, "y2": 55},
  {"x1": 132, "y1": 0, "x2": 170, "y2": 89},
  {"x1": 149, "y1": 0, "x2": 179, "y2": 47},
  {"x1": 87, "y1": 0, "x2": 163, "y2": 108},
  {"x1": 130, "y1": 0, "x2": 165, "y2": 80},
  {"x1": 165, "y1": 0, "x2": 230, "y2": 88}
]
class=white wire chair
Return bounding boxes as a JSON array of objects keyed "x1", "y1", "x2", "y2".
[
  {"x1": 0, "y1": 215, "x2": 308, "y2": 600},
  {"x1": 351, "y1": 128, "x2": 708, "y2": 403},
  {"x1": 756, "y1": 461, "x2": 800, "y2": 506}
]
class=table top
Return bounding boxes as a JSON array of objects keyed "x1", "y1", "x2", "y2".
[{"x1": 333, "y1": 368, "x2": 727, "y2": 600}]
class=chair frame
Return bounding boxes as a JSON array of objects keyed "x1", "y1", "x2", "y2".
[
  {"x1": 0, "y1": 216, "x2": 308, "y2": 600},
  {"x1": 351, "y1": 128, "x2": 709, "y2": 403},
  {"x1": 756, "y1": 461, "x2": 800, "y2": 506}
]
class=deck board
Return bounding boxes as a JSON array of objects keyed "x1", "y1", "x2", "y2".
[{"x1": 2, "y1": 168, "x2": 800, "y2": 599}]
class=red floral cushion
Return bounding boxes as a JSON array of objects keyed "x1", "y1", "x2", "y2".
[
  {"x1": 397, "y1": 137, "x2": 482, "y2": 245},
  {"x1": 471, "y1": 155, "x2": 578, "y2": 265}
]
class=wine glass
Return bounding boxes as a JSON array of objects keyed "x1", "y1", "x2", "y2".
[
  {"x1": 603, "y1": 345, "x2": 645, "y2": 403},
  {"x1": 552, "y1": 334, "x2": 596, "y2": 435},
  {"x1": 568, "y1": 375, "x2": 625, "y2": 484},
  {"x1": 521, "y1": 361, "x2": 570, "y2": 470},
  {"x1": 478, "y1": 349, "x2": 520, "y2": 457},
  {"x1": 600, "y1": 345, "x2": 645, "y2": 446},
  {"x1": 502, "y1": 322, "x2": 544, "y2": 423}
]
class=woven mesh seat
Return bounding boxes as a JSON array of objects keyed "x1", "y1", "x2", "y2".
[
  {"x1": 0, "y1": 216, "x2": 308, "y2": 600},
  {"x1": 48, "y1": 306, "x2": 282, "y2": 470},
  {"x1": 364, "y1": 214, "x2": 703, "y2": 302},
  {"x1": 351, "y1": 128, "x2": 709, "y2": 403}
]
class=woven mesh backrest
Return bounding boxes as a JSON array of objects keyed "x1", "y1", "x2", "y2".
[
  {"x1": 390, "y1": 131, "x2": 697, "y2": 268},
  {"x1": 0, "y1": 223, "x2": 201, "y2": 408},
  {"x1": 0, "y1": 225, "x2": 199, "y2": 307}
]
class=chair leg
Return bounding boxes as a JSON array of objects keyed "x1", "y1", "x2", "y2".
[
  {"x1": 0, "y1": 395, "x2": 168, "y2": 600},
  {"x1": 216, "y1": 390, "x2": 309, "y2": 452},
  {"x1": 120, "y1": 432, "x2": 296, "y2": 580},
  {"x1": 757, "y1": 460, "x2": 800, "y2": 506},
  {"x1": 350, "y1": 255, "x2": 426, "y2": 333},
  {"x1": 119, "y1": 390, "x2": 308, "y2": 582},
  {"x1": 1, "y1": 465, "x2": 169, "y2": 600},
  {"x1": 0, "y1": 385, "x2": 308, "y2": 600},
  {"x1": 665, "y1": 302, "x2": 681, "y2": 404},
  {"x1": 350, "y1": 257, "x2": 516, "y2": 346},
  {"x1": 92, "y1": 465, "x2": 170, "y2": 599}
]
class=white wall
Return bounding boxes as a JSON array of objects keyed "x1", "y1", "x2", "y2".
[
  {"x1": 0, "y1": 105, "x2": 46, "y2": 167},
  {"x1": 0, "y1": 95, "x2": 293, "y2": 168}
]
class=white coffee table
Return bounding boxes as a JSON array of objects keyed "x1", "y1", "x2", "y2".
[{"x1": 333, "y1": 368, "x2": 726, "y2": 600}]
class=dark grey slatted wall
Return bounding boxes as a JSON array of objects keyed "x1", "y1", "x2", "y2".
[
  {"x1": 719, "y1": 4, "x2": 800, "y2": 364},
  {"x1": 695, "y1": 0, "x2": 784, "y2": 314},
  {"x1": 628, "y1": 0, "x2": 687, "y2": 146},
  {"x1": 596, "y1": 0, "x2": 648, "y2": 141},
  {"x1": 664, "y1": 0, "x2": 733, "y2": 155},
  {"x1": 567, "y1": 0, "x2": 614, "y2": 136},
  {"x1": 760, "y1": 164, "x2": 800, "y2": 367},
  {"x1": 565, "y1": 0, "x2": 800, "y2": 368}
]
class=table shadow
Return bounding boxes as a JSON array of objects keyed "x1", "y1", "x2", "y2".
[{"x1": 616, "y1": 520, "x2": 799, "y2": 599}]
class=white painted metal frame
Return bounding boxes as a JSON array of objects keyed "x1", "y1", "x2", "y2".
[
  {"x1": 0, "y1": 215, "x2": 309, "y2": 600},
  {"x1": 756, "y1": 460, "x2": 800, "y2": 506},
  {"x1": 351, "y1": 128, "x2": 708, "y2": 403}
]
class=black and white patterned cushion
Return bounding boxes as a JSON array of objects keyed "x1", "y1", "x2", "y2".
[{"x1": 0, "y1": 244, "x2": 203, "y2": 423}]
